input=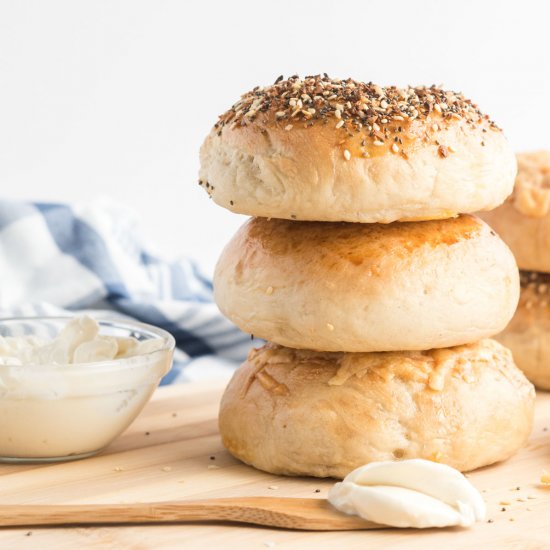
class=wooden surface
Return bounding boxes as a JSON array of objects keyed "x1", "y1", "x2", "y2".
[{"x1": 0, "y1": 379, "x2": 549, "y2": 550}]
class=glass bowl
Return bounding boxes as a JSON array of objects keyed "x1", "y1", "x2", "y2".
[{"x1": 0, "y1": 317, "x2": 175, "y2": 463}]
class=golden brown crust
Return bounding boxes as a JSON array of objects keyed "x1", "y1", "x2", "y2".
[
  {"x1": 493, "y1": 271, "x2": 550, "y2": 389},
  {"x1": 199, "y1": 75, "x2": 516, "y2": 222},
  {"x1": 214, "y1": 215, "x2": 520, "y2": 352},
  {"x1": 479, "y1": 152, "x2": 550, "y2": 272},
  {"x1": 219, "y1": 340, "x2": 535, "y2": 478}
]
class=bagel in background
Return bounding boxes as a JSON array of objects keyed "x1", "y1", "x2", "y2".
[
  {"x1": 219, "y1": 340, "x2": 535, "y2": 478},
  {"x1": 493, "y1": 271, "x2": 550, "y2": 389},
  {"x1": 479, "y1": 151, "x2": 550, "y2": 273}
]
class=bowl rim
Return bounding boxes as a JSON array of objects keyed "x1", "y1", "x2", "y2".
[{"x1": 0, "y1": 316, "x2": 176, "y2": 371}]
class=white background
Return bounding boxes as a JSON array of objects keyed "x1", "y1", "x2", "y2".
[{"x1": 1, "y1": 0, "x2": 549, "y2": 274}]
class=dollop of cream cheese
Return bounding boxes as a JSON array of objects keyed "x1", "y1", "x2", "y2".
[{"x1": 328, "y1": 459, "x2": 485, "y2": 528}]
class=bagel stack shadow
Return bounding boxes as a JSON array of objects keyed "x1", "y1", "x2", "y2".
[{"x1": 199, "y1": 75, "x2": 535, "y2": 479}]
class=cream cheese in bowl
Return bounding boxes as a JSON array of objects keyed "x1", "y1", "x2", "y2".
[{"x1": 0, "y1": 316, "x2": 175, "y2": 462}]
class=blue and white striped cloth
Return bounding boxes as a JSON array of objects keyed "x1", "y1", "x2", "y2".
[{"x1": 0, "y1": 198, "x2": 257, "y2": 383}]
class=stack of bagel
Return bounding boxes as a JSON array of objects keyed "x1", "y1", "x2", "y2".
[
  {"x1": 199, "y1": 75, "x2": 535, "y2": 479},
  {"x1": 480, "y1": 151, "x2": 550, "y2": 389}
]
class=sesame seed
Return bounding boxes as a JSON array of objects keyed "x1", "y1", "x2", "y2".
[
  {"x1": 284, "y1": 124, "x2": 293, "y2": 131},
  {"x1": 266, "y1": 286, "x2": 274, "y2": 295},
  {"x1": 391, "y1": 143, "x2": 399, "y2": 153},
  {"x1": 335, "y1": 120, "x2": 345, "y2": 129},
  {"x1": 268, "y1": 485, "x2": 279, "y2": 490},
  {"x1": 213, "y1": 75, "x2": 499, "y2": 147},
  {"x1": 327, "y1": 323, "x2": 335, "y2": 331},
  {"x1": 343, "y1": 149, "x2": 351, "y2": 161},
  {"x1": 373, "y1": 140, "x2": 385, "y2": 146}
]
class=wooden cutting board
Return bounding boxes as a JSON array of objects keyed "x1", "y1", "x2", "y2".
[{"x1": 0, "y1": 378, "x2": 548, "y2": 550}]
